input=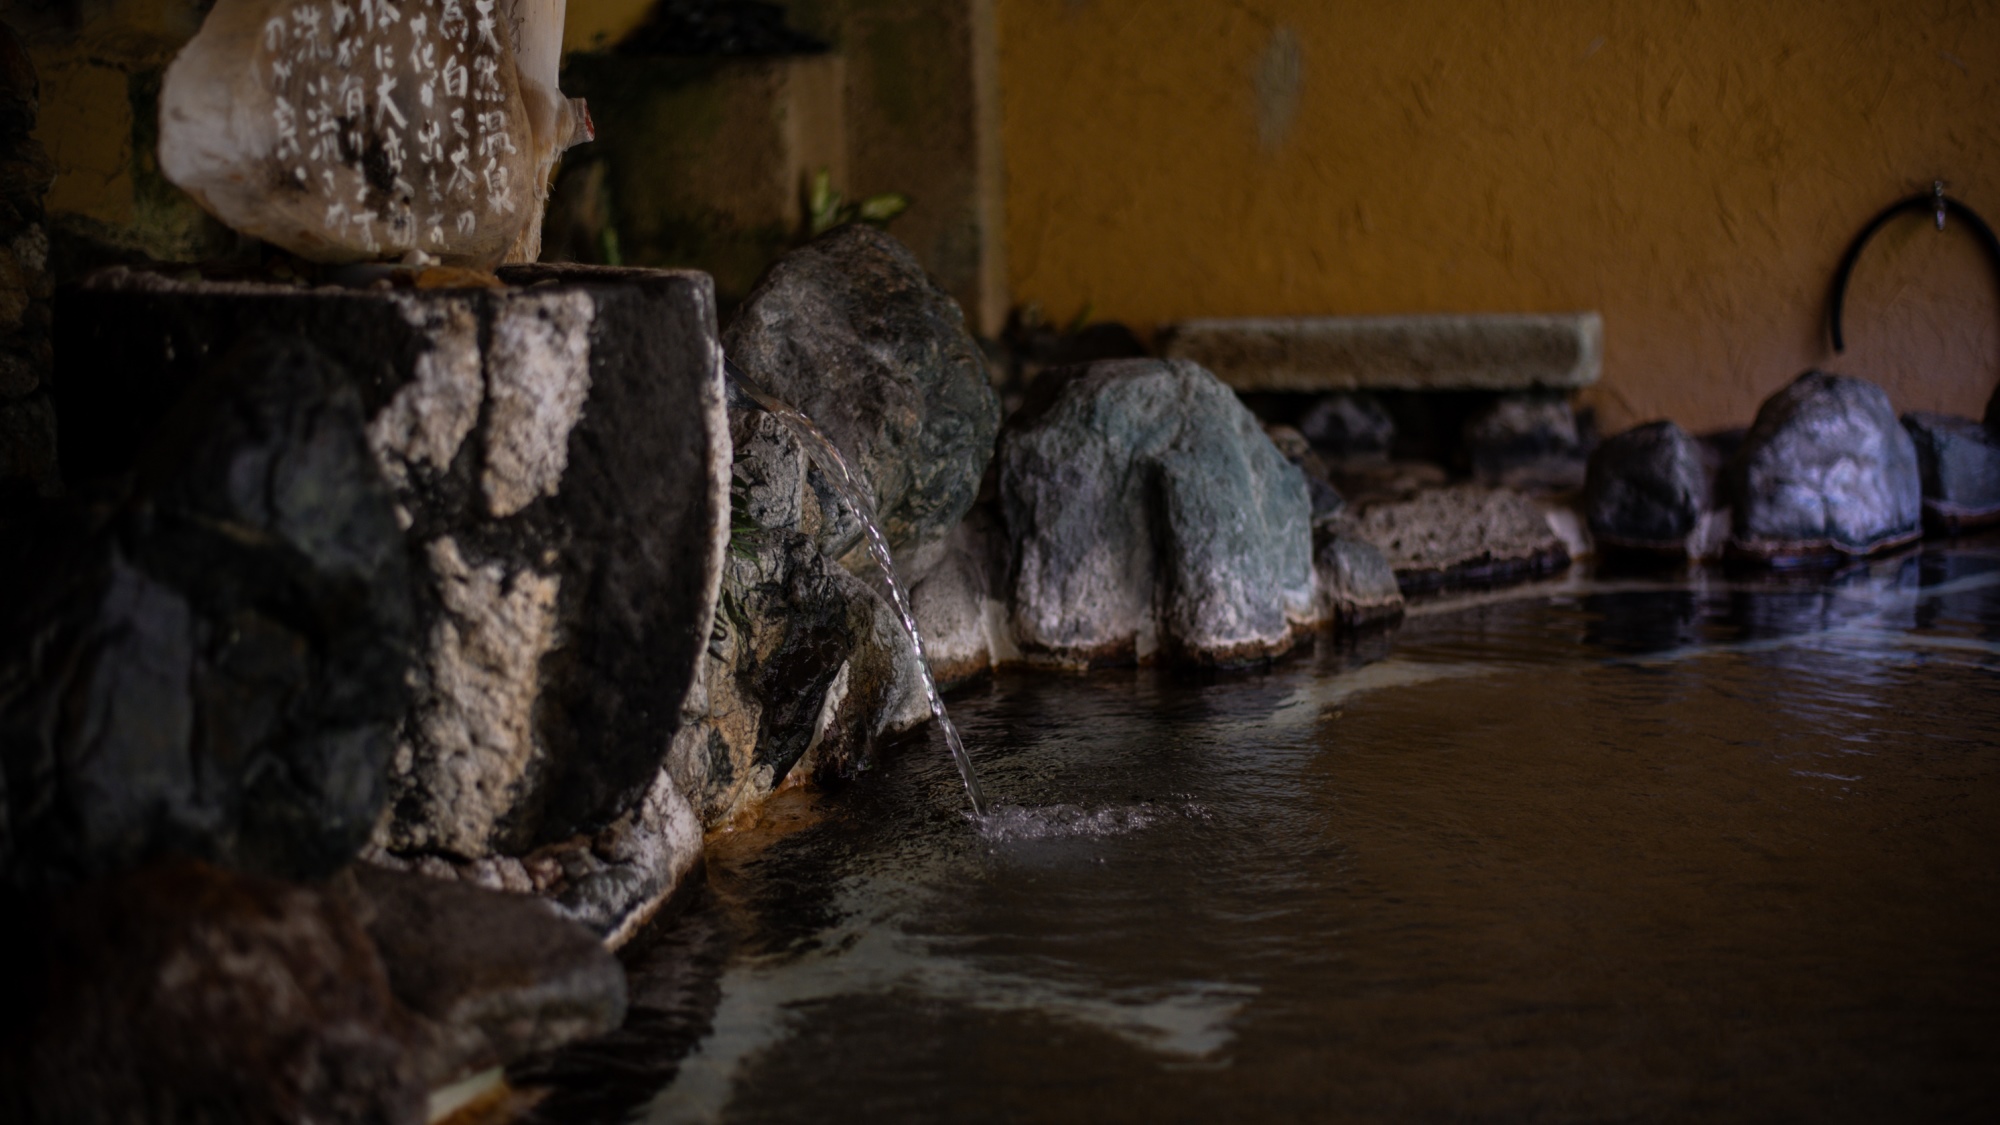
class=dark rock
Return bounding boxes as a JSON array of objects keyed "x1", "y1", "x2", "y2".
[
  {"x1": 1265, "y1": 423, "x2": 1347, "y2": 526},
  {"x1": 54, "y1": 267, "x2": 729, "y2": 886},
  {"x1": 1347, "y1": 485, "x2": 1570, "y2": 593},
  {"x1": 359, "y1": 745, "x2": 704, "y2": 949},
  {"x1": 620, "y1": 0, "x2": 830, "y2": 56},
  {"x1": 347, "y1": 864, "x2": 627, "y2": 1089},
  {"x1": 1696, "y1": 427, "x2": 1746, "y2": 506},
  {"x1": 0, "y1": 858, "x2": 427, "y2": 1125},
  {"x1": 994, "y1": 312, "x2": 1150, "y2": 414},
  {"x1": 724, "y1": 224, "x2": 1002, "y2": 554},
  {"x1": 1313, "y1": 529, "x2": 1403, "y2": 626},
  {"x1": 1298, "y1": 392, "x2": 1395, "y2": 460},
  {"x1": 1725, "y1": 370, "x2": 1921, "y2": 560},
  {"x1": 1, "y1": 334, "x2": 415, "y2": 888},
  {"x1": 1584, "y1": 420, "x2": 1709, "y2": 552},
  {"x1": 726, "y1": 384, "x2": 867, "y2": 561},
  {"x1": 997, "y1": 358, "x2": 1319, "y2": 667},
  {"x1": 1, "y1": 20, "x2": 53, "y2": 492},
  {"x1": 1464, "y1": 393, "x2": 1585, "y2": 488},
  {"x1": 656, "y1": 389, "x2": 930, "y2": 828},
  {"x1": 1902, "y1": 411, "x2": 2000, "y2": 531},
  {"x1": 0, "y1": 391, "x2": 54, "y2": 494},
  {"x1": 666, "y1": 514, "x2": 925, "y2": 828}
]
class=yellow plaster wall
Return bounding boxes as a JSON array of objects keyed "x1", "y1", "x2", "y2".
[{"x1": 998, "y1": 0, "x2": 2000, "y2": 433}]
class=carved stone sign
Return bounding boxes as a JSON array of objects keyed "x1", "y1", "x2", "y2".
[{"x1": 160, "y1": 0, "x2": 588, "y2": 267}]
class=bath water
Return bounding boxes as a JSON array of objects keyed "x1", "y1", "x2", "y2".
[{"x1": 519, "y1": 543, "x2": 2000, "y2": 1123}]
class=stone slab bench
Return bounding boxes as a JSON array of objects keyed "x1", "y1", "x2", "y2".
[{"x1": 1158, "y1": 313, "x2": 1603, "y2": 393}]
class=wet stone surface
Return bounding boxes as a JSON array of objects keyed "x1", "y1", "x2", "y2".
[
  {"x1": 1584, "y1": 419, "x2": 1710, "y2": 553},
  {"x1": 1344, "y1": 483, "x2": 1569, "y2": 593},
  {"x1": 1901, "y1": 410, "x2": 2000, "y2": 529},
  {"x1": 1725, "y1": 369, "x2": 1921, "y2": 559},
  {"x1": 349, "y1": 863, "x2": 627, "y2": 1089}
]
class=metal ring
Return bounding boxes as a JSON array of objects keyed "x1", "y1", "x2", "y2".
[{"x1": 1826, "y1": 190, "x2": 2000, "y2": 353}]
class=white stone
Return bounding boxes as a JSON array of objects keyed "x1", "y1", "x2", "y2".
[
  {"x1": 366, "y1": 294, "x2": 483, "y2": 488},
  {"x1": 481, "y1": 290, "x2": 594, "y2": 516},
  {"x1": 384, "y1": 535, "x2": 560, "y2": 857}
]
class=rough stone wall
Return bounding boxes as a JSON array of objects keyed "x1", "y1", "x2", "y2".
[
  {"x1": 0, "y1": 21, "x2": 55, "y2": 495},
  {"x1": 53, "y1": 266, "x2": 727, "y2": 860},
  {"x1": 10, "y1": 2, "x2": 236, "y2": 275}
]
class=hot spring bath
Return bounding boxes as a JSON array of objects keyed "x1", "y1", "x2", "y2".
[{"x1": 519, "y1": 544, "x2": 2000, "y2": 1123}]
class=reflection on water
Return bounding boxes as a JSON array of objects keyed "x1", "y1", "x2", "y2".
[{"x1": 518, "y1": 543, "x2": 2000, "y2": 1124}]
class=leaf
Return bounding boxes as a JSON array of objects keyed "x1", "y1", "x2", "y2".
[
  {"x1": 808, "y1": 168, "x2": 844, "y2": 236},
  {"x1": 809, "y1": 168, "x2": 835, "y2": 217},
  {"x1": 854, "y1": 192, "x2": 911, "y2": 224}
]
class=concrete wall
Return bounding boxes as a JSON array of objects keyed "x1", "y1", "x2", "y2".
[
  {"x1": 561, "y1": 0, "x2": 1008, "y2": 329},
  {"x1": 996, "y1": 0, "x2": 2000, "y2": 433}
]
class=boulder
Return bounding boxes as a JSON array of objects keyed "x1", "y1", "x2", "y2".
[
  {"x1": 1584, "y1": 420, "x2": 1709, "y2": 554},
  {"x1": 0, "y1": 858, "x2": 427, "y2": 1125},
  {"x1": 1464, "y1": 393, "x2": 1585, "y2": 488},
  {"x1": 158, "y1": 0, "x2": 589, "y2": 266},
  {"x1": 1, "y1": 334, "x2": 416, "y2": 888},
  {"x1": 663, "y1": 394, "x2": 929, "y2": 829},
  {"x1": 1265, "y1": 423, "x2": 1347, "y2": 526},
  {"x1": 0, "y1": 393, "x2": 54, "y2": 496},
  {"x1": 1313, "y1": 529, "x2": 1403, "y2": 626},
  {"x1": 904, "y1": 509, "x2": 1007, "y2": 687},
  {"x1": 723, "y1": 224, "x2": 1002, "y2": 555},
  {"x1": 1902, "y1": 411, "x2": 2000, "y2": 531},
  {"x1": 359, "y1": 752, "x2": 703, "y2": 948},
  {"x1": 1298, "y1": 392, "x2": 1394, "y2": 460},
  {"x1": 1347, "y1": 485, "x2": 1569, "y2": 593},
  {"x1": 52, "y1": 266, "x2": 727, "y2": 927},
  {"x1": 1725, "y1": 370, "x2": 1921, "y2": 560},
  {"x1": 347, "y1": 864, "x2": 626, "y2": 1089},
  {"x1": 997, "y1": 358, "x2": 1319, "y2": 667}
]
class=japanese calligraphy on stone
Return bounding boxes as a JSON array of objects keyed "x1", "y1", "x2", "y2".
[{"x1": 162, "y1": 0, "x2": 585, "y2": 266}]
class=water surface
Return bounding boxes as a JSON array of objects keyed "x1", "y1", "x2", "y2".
[{"x1": 522, "y1": 545, "x2": 2000, "y2": 1123}]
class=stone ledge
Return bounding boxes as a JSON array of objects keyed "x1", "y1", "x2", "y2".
[{"x1": 1158, "y1": 313, "x2": 1603, "y2": 393}]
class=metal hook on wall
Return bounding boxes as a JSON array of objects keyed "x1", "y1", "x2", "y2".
[{"x1": 1826, "y1": 181, "x2": 2000, "y2": 353}]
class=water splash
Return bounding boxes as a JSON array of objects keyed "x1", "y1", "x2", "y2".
[
  {"x1": 725, "y1": 360, "x2": 988, "y2": 815},
  {"x1": 973, "y1": 802, "x2": 1166, "y2": 842}
]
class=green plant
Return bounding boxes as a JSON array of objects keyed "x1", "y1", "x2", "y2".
[
  {"x1": 805, "y1": 168, "x2": 910, "y2": 238},
  {"x1": 727, "y1": 468, "x2": 770, "y2": 562}
]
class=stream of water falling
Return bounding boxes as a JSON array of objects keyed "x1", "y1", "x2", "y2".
[{"x1": 723, "y1": 360, "x2": 988, "y2": 816}]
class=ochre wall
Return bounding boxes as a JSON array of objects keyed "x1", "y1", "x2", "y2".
[{"x1": 997, "y1": 0, "x2": 2000, "y2": 434}]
